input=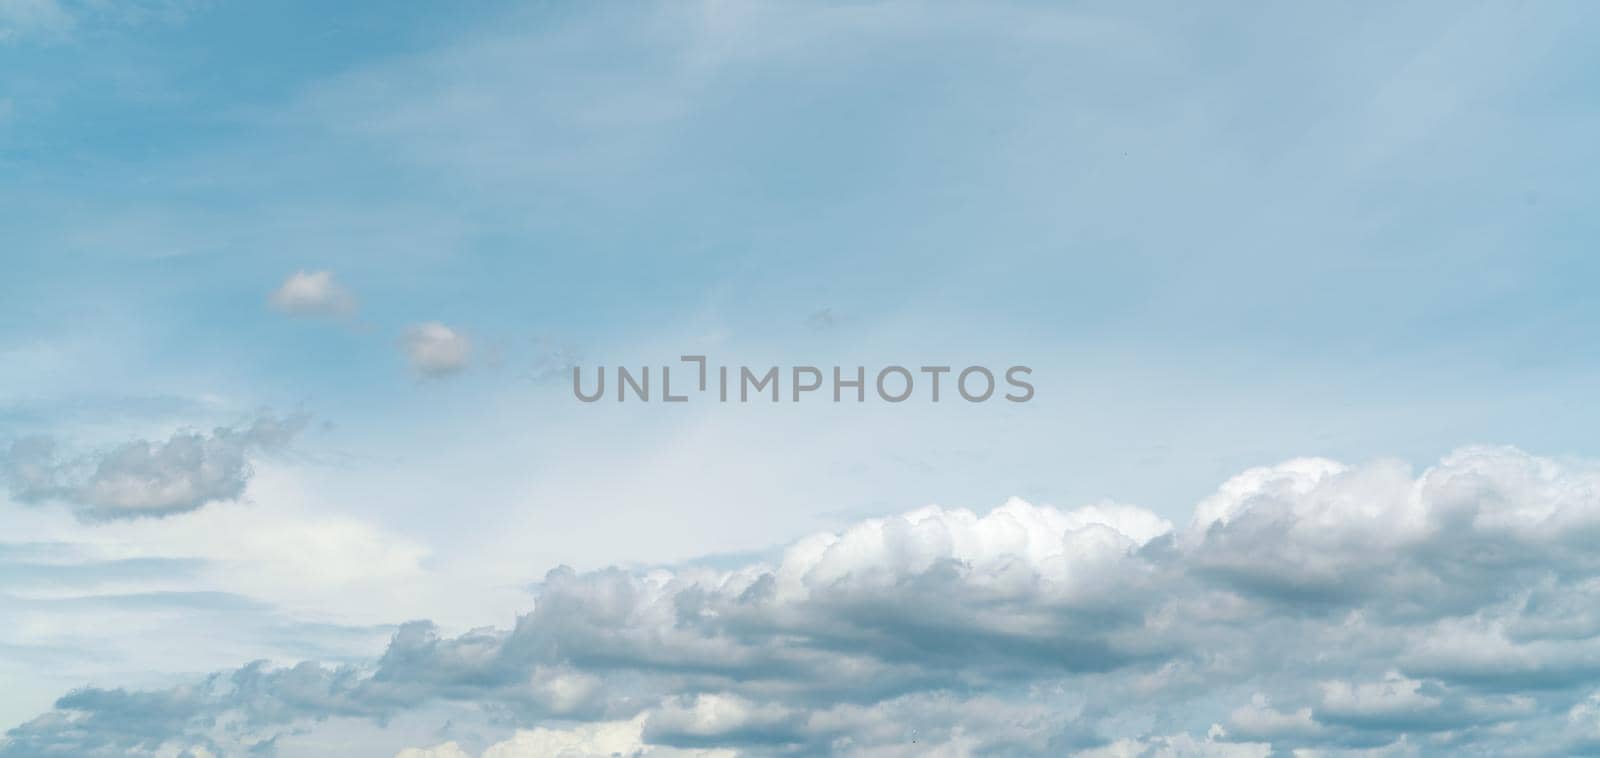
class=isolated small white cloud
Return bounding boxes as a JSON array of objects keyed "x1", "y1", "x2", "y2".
[
  {"x1": 403, "y1": 322, "x2": 471, "y2": 377},
  {"x1": 269, "y1": 270, "x2": 356, "y2": 317}
]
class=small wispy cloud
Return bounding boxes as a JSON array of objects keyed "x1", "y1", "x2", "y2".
[
  {"x1": 527, "y1": 340, "x2": 582, "y2": 382},
  {"x1": 805, "y1": 307, "x2": 836, "y2": 331}
]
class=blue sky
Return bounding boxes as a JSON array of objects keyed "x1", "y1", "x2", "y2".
[
  {"x1": 5, "y1": 1, "x2": 1600, "y2": 755},
  {"x1": 6, "y1": 0, "x2": 1599, "y2": 515}
]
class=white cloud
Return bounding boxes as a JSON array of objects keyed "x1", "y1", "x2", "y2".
[
  {"x1": 0, "y1": 459, "x2": 434, "y2": 732},
  {"x1": 403, "y1": 322, "x2": 472, "y2": 377},
  {"x1": 12, "y1": 447, "x2": 1600, "y2": 755},
  {"x1": 269, "y1": 270, "x2": 356, "y2": 317},
  {"x1": 2, "y1": 414, "x2": 306, "y2": 519}
]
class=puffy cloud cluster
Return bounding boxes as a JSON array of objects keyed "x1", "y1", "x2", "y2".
[
  {"x1": 2, "y1": 415, "x2": 306, "y2": 519},
  {"x1": 10, "y1": 447, "x2": 1600, "y2": 755}
]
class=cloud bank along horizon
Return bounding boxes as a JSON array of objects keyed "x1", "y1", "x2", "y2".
[{"x1": 7, "y1": 446, "x2": 1600, "y2": 756}]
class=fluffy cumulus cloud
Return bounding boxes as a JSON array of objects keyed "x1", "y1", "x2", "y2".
[
  {"x1": 402, "y1": 323, "x2": 472, "y2": 377},
  {"x1": 269, "y1": 270, "x2": 357, "y2": 318},
  {"x1": 2, "y1": 414, "x2": 306, "y2": 519},
  {"x1": 13, "y1": 447, "x2": 1600, "y2": 755}
]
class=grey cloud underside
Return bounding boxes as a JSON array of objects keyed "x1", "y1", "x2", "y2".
[
  {"x1": 11, "y1": 448, "x2": 1600, "y2": 756},
  {"x1": 1, "y1": 414, "x2": 305, "y2": 520}
]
